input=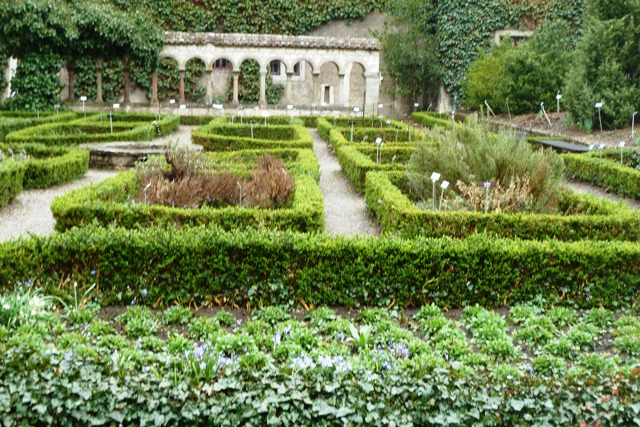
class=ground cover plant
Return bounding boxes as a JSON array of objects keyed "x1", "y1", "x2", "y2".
[
  {"x1": 50, "y1": 148, "x2": 323, "y2": 232},
  {"x1": 0, "y1": 157, "x2": 24, "y2": 209},
  {"x1": 1, "y1": 293, "x2": 640, "y2": 425},
  {"x1": 5, "y1": 113, "x2": 179, "y2": 145}
]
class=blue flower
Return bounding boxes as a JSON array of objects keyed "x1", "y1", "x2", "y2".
[{"x1": 141, "y1": 289, "x2": 148, "y2": 298}]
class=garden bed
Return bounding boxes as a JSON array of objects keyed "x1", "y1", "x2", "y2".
[
  {"x1": 0, "y1": 143, "x2": 89, "y2": 189},
  {"x1": 50, "y1": 149, "x2": 323, "y2": 232},
  {"x1": 1, "y1": 294, "x2": 639, "y2": 425},
  {"x1": 192, "y1": 117, "x2": 313, "y2": 151},
  {"x1": 5, "y1": 113, "x2": 179, "y2": 145},
  {"x1": 365, "y1": 171, "x2": 640, "y2": 241},
  {"x1": 0, "y1": 111, "x2": 78, "y2": 140}
]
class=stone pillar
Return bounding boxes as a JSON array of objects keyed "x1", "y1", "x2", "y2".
[
  {"x1": 67, "y1": 61, "x2": 76, "y2": 102},
  {"x1": 232, "y1": 71, "x2": 240, "y2": 105},
  {"x1": 259, "y1": 70, "x2": 267, "y2": 106},
  {"x1": 312, "y1": 73, "x2": 320, "y2": 105},
  {"x1": 285, "y1": 72, "x2": 293, "y2": 104},
  {"x1": 95, "y1": 59, "x2": 103, "y2": 103},
  {"x1": 123, "y1": 56, "x2": 131, "y2": 104},
  {"x1": 2, "y1": 57, "x2": 17, "y2": 102},
  {"x1": 364, "y1": 72, "x2": 381, "y2": 115},
  {"x1": 150, "y1": 72, "x2": 159, "y2": 105},
  {"x1": 205, "y1": 67, "x2": 212, "y2": 104},
  {"x1": 178, "y1": 69, "x2": 186, "y2": 104},
  {"x1": 338, "y1": 73, "x2": 346, "y2": 106}
]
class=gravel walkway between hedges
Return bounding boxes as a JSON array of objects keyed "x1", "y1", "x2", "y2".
[
  {"x1": 310, "y1": 129, "x2": 380, "y2": 236},
  {"x1": 562, "y1": 179, "x2": 640, "y2": 210},
  {"x1": 0, "y1": 170, "x2": 119, "y2": 242}
]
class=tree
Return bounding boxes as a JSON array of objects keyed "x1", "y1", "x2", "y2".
[
  {"x1": 375, "y1": 0, "x2": 441, "y2": 102},
  {"x1": 0, "y1": 0, "x2": 162, "y2": 109},
  {"x1": 564, "y1": 0, "x2": 640, "y2": 129}
]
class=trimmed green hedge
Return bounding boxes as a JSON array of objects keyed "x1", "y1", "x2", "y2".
[
  {"x1": 5, "y1": 114, "x2": 179, "y2": 145},
  {"x1": 192, "y1": 117, "x2": 313, "y2": 151},
  {"x1": 365, "y1": 171, "x2": 640, "y2": 241},
  {"x1": 563, "y1": 150, "x2": 640, "y2": 200},
  {"x1": 0, "y1": 144, "x2": 89, "y2": 189},
  {"x1": 1, "y1": 226, "x2": 639, "y2": 308},
  {"x1": 0, "y1": 160, "x2": 24, "y2": 209},
  {"x1": 412, "y1": 111, "x2": 458, "y2": 129},
  {"x1": 337, "y1": 146, "x2": 411, "y2": 192},
  {"x1": 51, "y1": 149, "x2": 323, "y2": 233},
  {"x1": 0, "y1": 112, "x2": 78, "y2": 140}
]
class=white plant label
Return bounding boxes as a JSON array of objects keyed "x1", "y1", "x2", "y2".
[
  {"x1": 441, "y1": 181, "x2": 450, "y2": 189},
  {"x1": 353, "y1": 107, "x2": 360, "y2": 113},
  {"x1": 378, "y1": 104, "x2": 384, "y2": 109},
  {"x1": 287, "y1": 105, "x2": 294, "y2": 110},
  {"x1": 180, "y1": 104, "x2": 187, "y2": 110},
  {"x1": 169, "y1": 99, "x2": 176, "y2": 104},
  {"x1": 375, "y1": 137, "x2": 382, "y2": 144},
  {"x1": 619, "y1": 141, "x2": 626, "y2": 148},
  {"x1": 431, "y1": 172, "x2": 441, "y2": 182},
  {"x1": 595, "y1": 102, "x2": 603, "y2": 108},
  {"x1": 80, "y1": 96, "x2": 87, "y2": 102},
  {"x1": 113, "y1": 103, "x2": 120, "y2": 109}
]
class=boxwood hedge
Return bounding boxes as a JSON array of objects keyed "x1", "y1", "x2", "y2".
[
  {"x1": 0, "y1": 160, "x2": 24, "y2": 209},
  {"x1": 192, "y1": 117, "x2": 313, "y2": 151},
  {"x1": 0, "y1": 226, "x2": 638, "y2": 309},
  {"x1": 5, "y1": 114, "x2": 179, "y2": 145},
  {"x1": 365, "y1": 171, "x2": 640, "y2": 241},
  {"x1": 0, "y1": 143, "x2": 89, "y2": 189},
  {"x1": 0, "y1": 111, "x2": 78, "y2": 140},
  {"x1": 563, "y1": 150, "x2": 640, "y2": 200},
  {"x1": 50, "y1": 149, "x2": 323, "y2": 233}
]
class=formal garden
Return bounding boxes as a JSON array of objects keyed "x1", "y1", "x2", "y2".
[{"x1": 1, "y1": 0, "x2": 640, "y2": 425}]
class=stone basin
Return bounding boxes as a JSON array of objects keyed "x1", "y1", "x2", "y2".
[{"x1": 80, "y1": 141, "x2": 202, "y2": 169}]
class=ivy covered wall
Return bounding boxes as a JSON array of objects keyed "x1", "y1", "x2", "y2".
[{"x1": 432, "y1": 0, "x2": 585, "y2": 100}]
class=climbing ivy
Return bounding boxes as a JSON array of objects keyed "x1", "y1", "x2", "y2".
[
  {"x1": 106, "y1": 0, "x2": 387, "y2": 35},
  {"x1": 4, "y1": 53, "x2": 64, "y2": 111},
  {"x1": 227, "y1": 60, "x2": 284, "y2": 105},
  {"x1": 382, "y1": 0, "x2": 585, "y2": 102},
  {"x1": 73, "y1": 58, "x2": 124, "y2": 103}
]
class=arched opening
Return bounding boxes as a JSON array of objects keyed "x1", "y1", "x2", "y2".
[
  {"x1": 211, "y1": 58, "x2": 233, "y2": 104},
  {"x1": 290, "y1": 60, "x2": 314, "y2": 105},
  {"x1": 185, "y1": 57, "x2": 206, "y2": 103},
  {"x1": 319, "y1": 62, "x2": 339, "y2": 106},
  {"x1": 347, "y1": 62, "x2": 366, "y2": 108}
]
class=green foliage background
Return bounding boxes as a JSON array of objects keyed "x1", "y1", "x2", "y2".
[
  {"x1": 564, "y1": 0, "x2": 640, "y2": 129},
  {"x1": 4, "y1": 53, "x2": 64, "y2": 111}
]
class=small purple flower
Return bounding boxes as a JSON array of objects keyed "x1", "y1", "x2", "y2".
[
  {"x1": 141, "y1": 289, "x2": 148, "y2": 298},
  {"x1": 337, "y1": 333, "x2": 345, "y2": 342},
  {"x1": 382, "y1": 362, "x2": 391, "y2": 370},
  {"x1": 130, "y1": 300, "x2": 136, "y2": 306},
  {"x1": 90, "y1": 270, "x2": 96, "y2": 276}
]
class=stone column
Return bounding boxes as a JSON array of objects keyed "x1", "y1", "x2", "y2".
[
  {"x1": 338, "y1": 73, "x2": 346, "y2": 106},
  {"x1": 312, "y1": 73, "x2": 320, "y2": 105},
  {"x1": 178, "y1": 69, "x2": 186, "y2": 104},
  {"x1": 364, "y1": 72, "x2": 381, "y2": 115},
  {"x1": 285, "y1": 72, "x2": 293, "y2": 105},
  {"x1": 95, "y1": 59, "x2": 104, "y2": 103},
  {"x1": 67, "y1": 61, "x2": 76, "y2": 102},
  {"x1": 259, "y1": 70, "x2": 267, "y2": 106},
  {"x1": 123, "y1": 56, "x2": 131, "y2": 104},
  {"x1": 232, "y1": 71, "x2": 240, "y2": 105},
  {"x1": 205, "y1": 67, "x2": 212, "y2": 104},
  {"x1": 150, "y1": 72, "x2": 159, "y2": 105}
]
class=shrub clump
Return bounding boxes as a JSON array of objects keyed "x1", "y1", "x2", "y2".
[
  {"x1": 407, "y1": 117, "x2": 564, "y2": 213},
  {"x1": 135, "y1": 145, "x2": 295, "y2": 209}
]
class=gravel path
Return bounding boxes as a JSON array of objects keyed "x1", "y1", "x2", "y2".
[
  {"x1": 310, "y1": 129, "x2": 380, "y2": 236},
  {"x1": 0, "y1": 170, "x2": 119, "y2": 242},
  {"x1": 562, "y1": 179, "x2": 640, "y2": 210}
]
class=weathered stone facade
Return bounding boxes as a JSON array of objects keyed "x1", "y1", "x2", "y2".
[{"x1": 160, "y1": 31, "x2": 381, "y2": 114}]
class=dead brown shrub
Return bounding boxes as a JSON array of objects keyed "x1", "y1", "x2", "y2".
[{"x1": 136, "y1": 147, "x2": 295, "y2": 209}]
